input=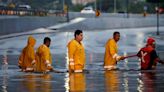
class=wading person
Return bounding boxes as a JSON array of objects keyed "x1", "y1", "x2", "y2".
[
  {"x1": 137, "y1": 37, "x2": 164, "y2": 70},
  {"x1": 104, "y1": 32, "x2": 125, "y2": 70},
  {"x1": 35, "y1": 37, "x2": 53, "y2": 73},
  {"x1": 18, "y1": 36, "x2": 36, "y2": 72},
  {"x1": 67, "y1": 30, "x2": 86, "y2": 73}
]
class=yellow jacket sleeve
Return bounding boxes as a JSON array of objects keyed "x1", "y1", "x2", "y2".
[
  {"x1": 109, "y1": 39, "x2": 121, "y2": 61},
  {"x1": 68, "y1": 41, "x2": 76, "y2": 61},
  {"x1": 109, "y1": 40, "x2": 117, "y2": 57},
  {"x1": 18, "y1": 48, "x2": 25, "y2": 67},
  {"x1": 18, "y1": 53, "x2": 23, "y2": 66},
  {"x1": 42, "y1": 46, "x2": 51, "y2": 65}
]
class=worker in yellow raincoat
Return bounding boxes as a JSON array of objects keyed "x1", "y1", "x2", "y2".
[
  {"x1": 18, "y1": 36, "x2": 36, "y2": 72},
  {"x1": 35, "y1": 37, "x2": 53, "y2": 73},
  {"x1": 67, "y1": 30, "x2": 86, "y2": 73},
  {"x1": 104, "y1": 32, "x2": 125, "y2": 70}
]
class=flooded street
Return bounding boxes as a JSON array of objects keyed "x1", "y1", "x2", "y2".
[{"x1": 0, "y1": 27, "x2": 164, "y2": 92}]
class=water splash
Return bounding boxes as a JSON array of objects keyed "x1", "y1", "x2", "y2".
[{"x1": 2, "y1": 50, "x2": 8, "y2": 74}]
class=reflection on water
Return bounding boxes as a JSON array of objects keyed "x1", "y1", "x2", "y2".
[
  {"x1": 122, "y1": 72, "x2": 129, "y2": 92},
  {"x1": 20, "y1": 74, "x2": 52, "y2": 92},
  {"x1": 69, "y1": 73, "x2": 86, "y2": 92},
  {"x1": 22, "y1": 74, "x2": 37, "y2": 92},
  {"x1": 1, "y1": 74, "x2": 8, "y2": 92},
  {"x1": 104, "y1": 71, "x2": 119, "y2": 92},
  {"x1": 1, "y1": 50, "x2": 8, "y2": 74},
  {"x1": 64, "y1": 73, "x2": 69, "y2": 92},
  {"x1": 137, "y1": 72, "x2": 156, "y2": 92},
  {"x1": 64, "y1": 73, "x2": 86, "y2": 92}
]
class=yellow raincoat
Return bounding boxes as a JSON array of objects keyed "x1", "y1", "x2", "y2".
[
  {"x1": 104, "y1": 38, "x2": 121, "y2": 69},
  {"x1": 69, "y1": 73, "x2": 86, "y2": 92},
  {"x1": 67, "y1": 39, "x2": 86, "y2": 72},
  {"x1": 18, "y1": 36, "x2": 36, "y2": 71},
  {"x1": 35, "y1": 44, "x2": 53, "y2": 72}
]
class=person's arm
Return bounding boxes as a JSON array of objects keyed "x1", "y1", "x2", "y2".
[
  {"x1": 28, "y1": 47, "x2": 36, "y2": 65},
  {"x1": 109, "y1": 41, "x2": 124, "y2": 61},
  {"x1": 137, "y1": 50, "x2": 142, "y2": 57},
  {"x1": 151, "y1": 50, "x2": 164, "y2": 65},
  {"x1": 42, "y1": 47, "x2": 53, "y2": 71},
  {"x1": 68, "y1": 42, "x2": 76, "y2": 67},
  {"x1": 18, "y1": 48, "x2": 25, "y2": 68},
  {"x1": 158, "y1": 60, "x2": 164, "y2": 64}
]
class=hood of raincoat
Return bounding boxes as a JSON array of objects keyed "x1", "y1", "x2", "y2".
[
  {"x1": 27, "y1": 36, "x2": 36, "y2": 47},
  {"x1": 147, "y1": 37, "x2": 155, "y2": 45}
]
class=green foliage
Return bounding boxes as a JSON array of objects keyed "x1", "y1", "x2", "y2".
[{"x1": 70, "y1": 4, "x2": 84, "y2": 12}]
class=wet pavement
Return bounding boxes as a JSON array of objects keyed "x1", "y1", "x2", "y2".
[{"x1": 0, "y1": 27, "x2": 164, "y2": 92}]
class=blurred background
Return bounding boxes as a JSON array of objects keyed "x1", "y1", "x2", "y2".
[
  {"x1": 0, "y1": 0, "x2": 163, "y2": 16},
  {"x1": 0, "y1": 0, "x2": 164, "y2": 92}
]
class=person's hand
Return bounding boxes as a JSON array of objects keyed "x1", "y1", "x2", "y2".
[
  {"x1": 120, "y1": 56, "x2": 125, "y2": 60},
  {"x1": 47, "y1": 66, "x2": 53, "y2": 71},
  {"x1": 32, "y1": 63, "x2": 36, "y2": 69},
  {"x1": 158, "y1": 60, "x2": 164, "y2": 64},
  {"x1": 161, "y1": 61, "x2": 164, "y2": 64},
  {"x1": 18, "y1": 65, "x2": 22, "y2": 69},
  {"x1": 152, "y1": 65, "x2": 156, "y2": 69},
  {"x1": 69, "y1": 62, "x2": 75, "y2": 70}
]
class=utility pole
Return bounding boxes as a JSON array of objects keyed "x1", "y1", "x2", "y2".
[
  {"x1": 146, "y1": 0, "x2": 164, "y2": 35},
  {"x1": 66, "y1": 1, "x2": 69, "y2": 22},
  {"x1": 95, "y1": 0, "x2": 97, "y2": 10},
  {"x1": 156, "y1": 2, "x2": 159, "y2": 35},
  {"x1": 114, "y1": 0, "x2": 116, "y2": 13},
  {"x1": 99, "y1": 0, "x2": 102, "y2": 11},
  {"x1": 126, "y1": 0, "x2": 129, "y2": 18},
  {"x1": 63, "y1": 0, "x2": 65, "y2": 10}
]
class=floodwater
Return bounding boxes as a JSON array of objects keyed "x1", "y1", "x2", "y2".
[{"x1": 0, "y1": 27, "x2": 164, "y2": 92}]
